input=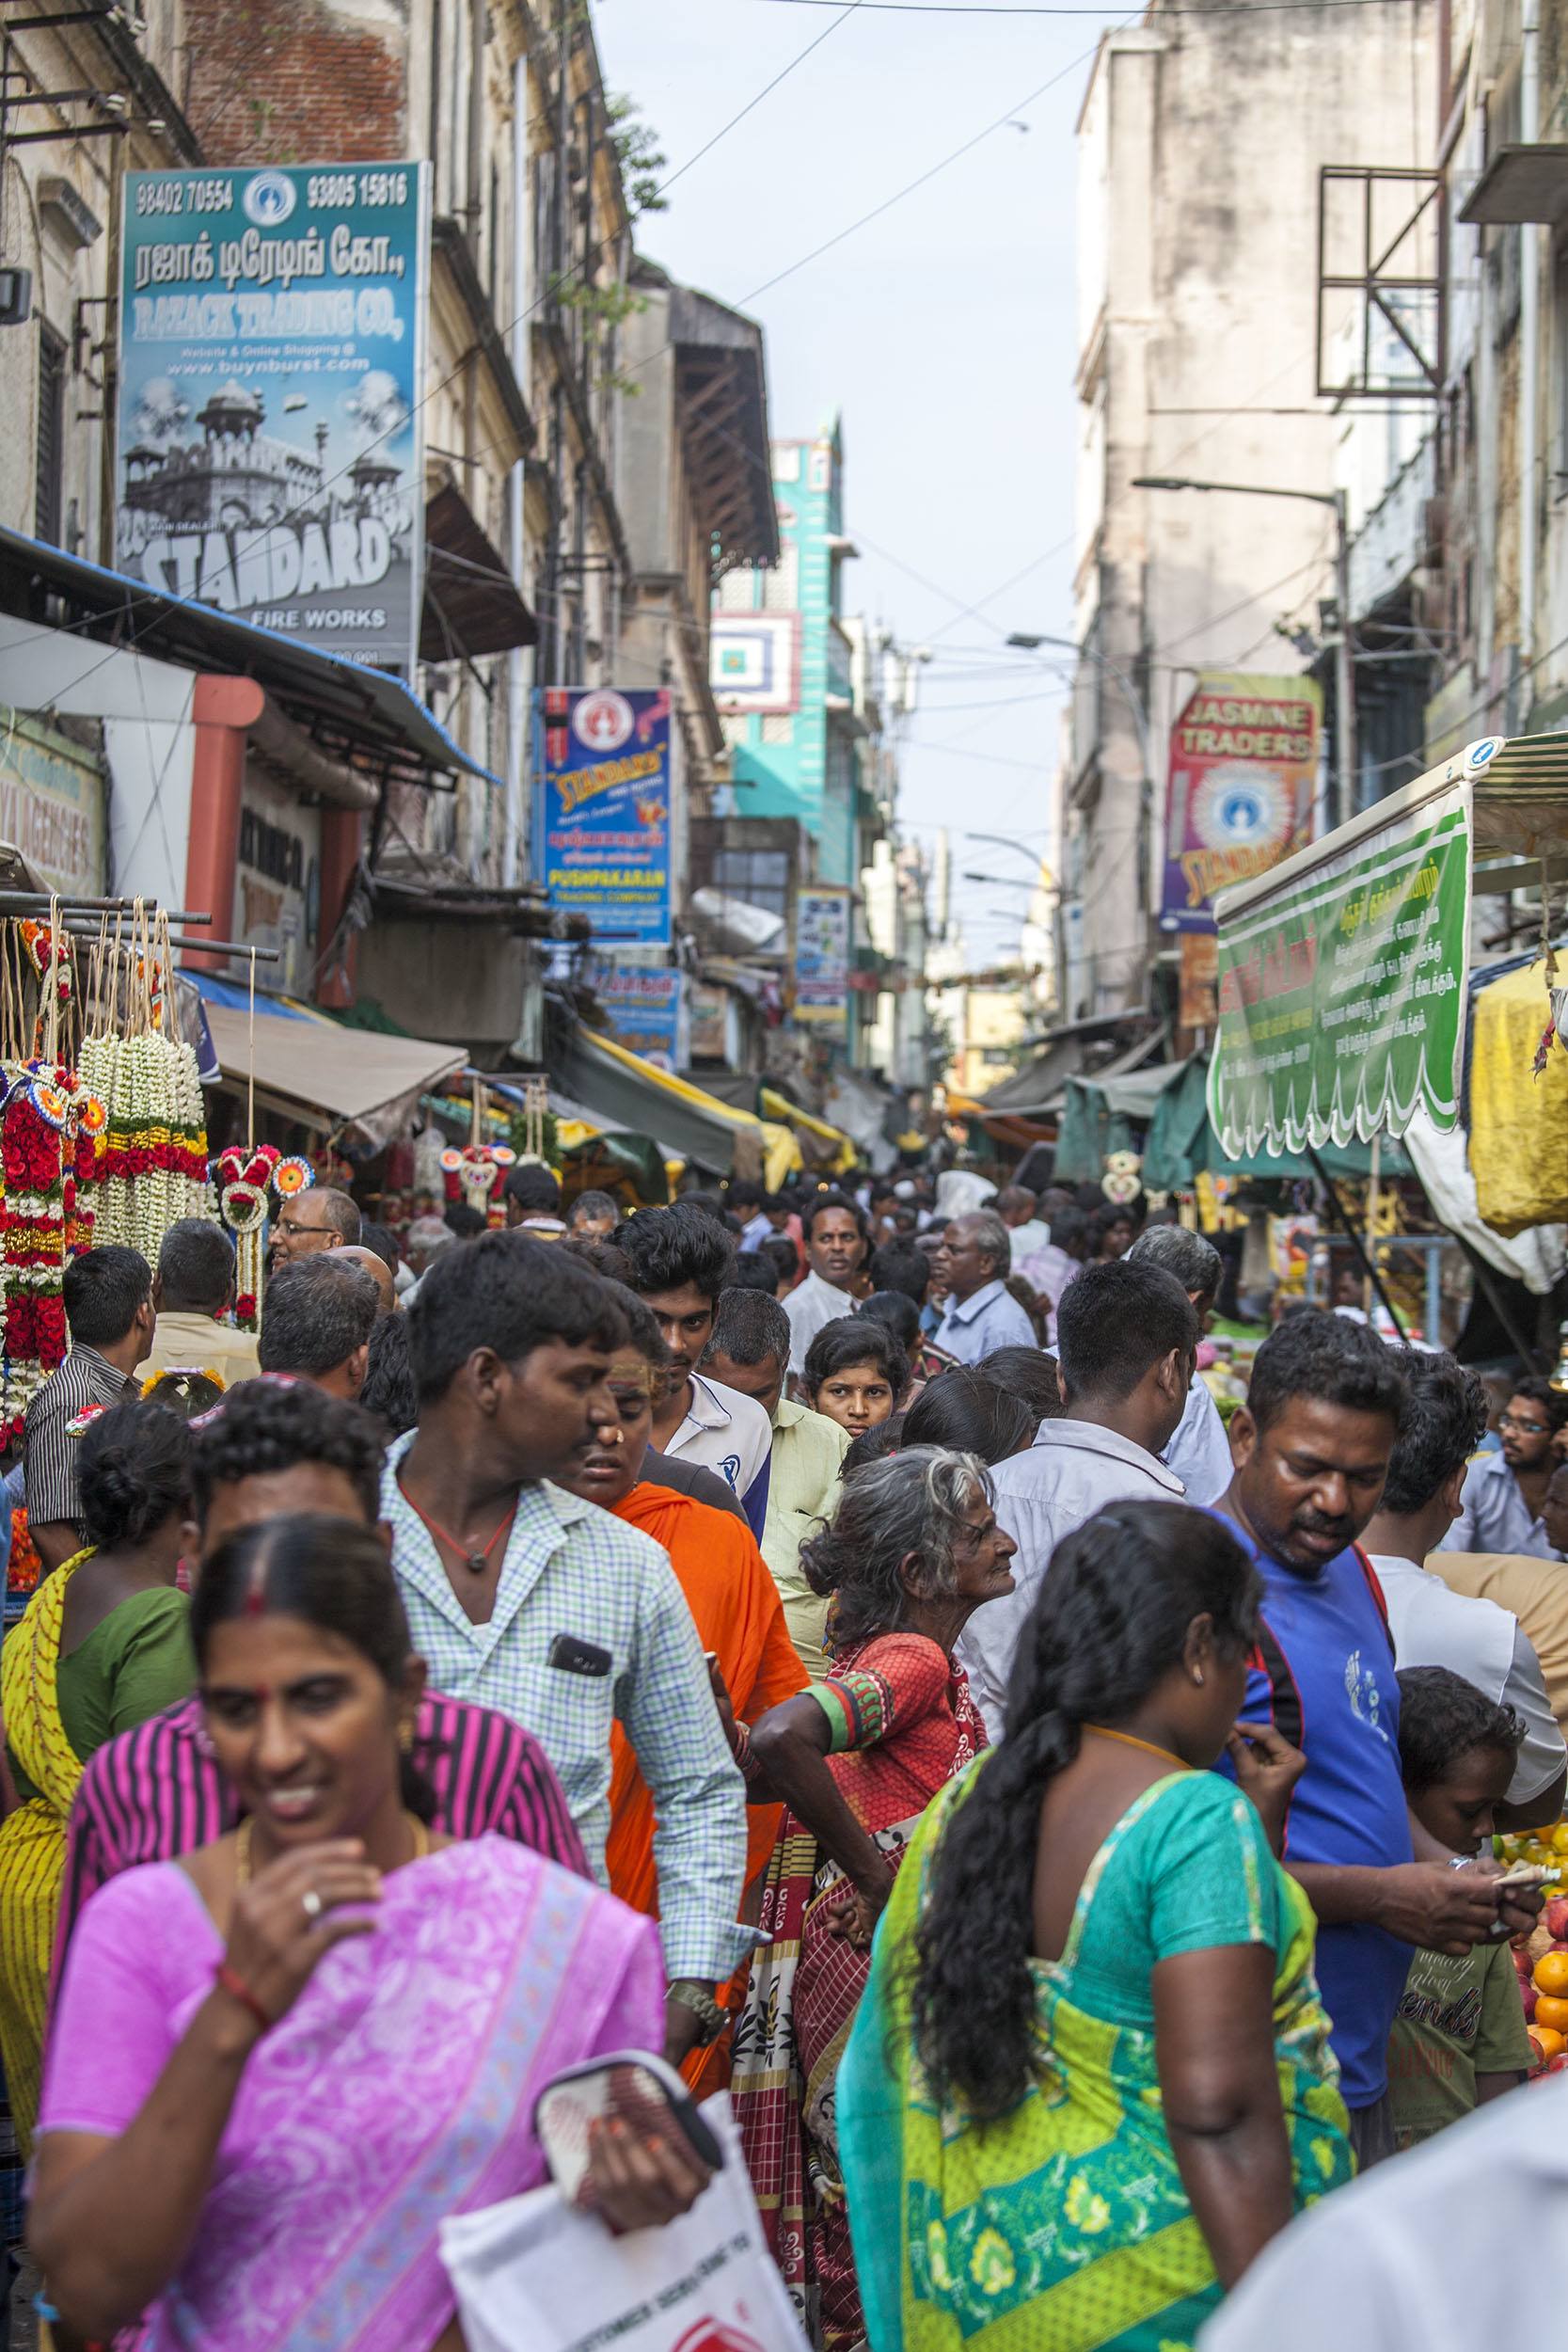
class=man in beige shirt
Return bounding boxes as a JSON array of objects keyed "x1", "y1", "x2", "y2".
[
  {"x1": 1430, "y1": 1528, "x2": 1568, "y2": 1737},
  {"x1": 145, "y1": 1217, "x2": 261, "y2": 1391}
]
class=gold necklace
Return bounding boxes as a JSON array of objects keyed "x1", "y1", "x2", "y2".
[
  {"x1": 234, "y1": 1810, "x2": 431, "y2": 1885},
  {"x1": 1084, "y1": 1724, "x2": 1190, "y2": 1771}
]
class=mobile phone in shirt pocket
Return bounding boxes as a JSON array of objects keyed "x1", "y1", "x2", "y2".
[{"x1": 547, "y1": 1632, "x2": 612, "y2": 1677}]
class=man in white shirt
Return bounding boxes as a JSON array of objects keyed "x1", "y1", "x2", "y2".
[
  {"x1": 621, "y1": 1202, "x2": 772, "y2": 1540},
  {"x1": 1361, "y1": 1348, "x2": 1566, "y2": 1828},
  {"x1": 783, "y1": 1190, "x2": 869, "y2": 1377},
  {"x1": 994, "y1": 1184, "x2": 1050, "y2": 1264},
  {"x1": 957, "y1": 1256, "x2": 1198, "y2": 1739},
  {"x1": 1128, "y1": 1224, "x2": 1236, "y2": 1507},
  {"x1": 933, "y1": 1212, "x2": 1038, "y2": 1366}
]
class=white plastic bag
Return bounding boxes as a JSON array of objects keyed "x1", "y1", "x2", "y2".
[{"x1": 439, "y1": 2093, "x2": 809, "y2": 2352}]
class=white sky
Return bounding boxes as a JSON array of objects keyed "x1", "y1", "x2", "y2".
[{"x1": 593, "y1": 0, "x2": 1122, "y2": 963}]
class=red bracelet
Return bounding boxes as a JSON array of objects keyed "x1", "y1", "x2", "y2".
[{"x1": 214, "y1": 1962, "x2": 271, "y2": 2036}]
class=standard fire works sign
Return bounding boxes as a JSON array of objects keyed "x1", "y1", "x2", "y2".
[{"x1": 117, "y1": 164, "x2": 430, "y2": 672}]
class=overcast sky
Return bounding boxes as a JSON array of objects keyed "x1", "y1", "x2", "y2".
[{"x1": 594, "y1": 0, "x2": 1120, "y2": 965}]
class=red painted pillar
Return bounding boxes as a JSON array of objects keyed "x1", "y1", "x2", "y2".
[
  {"x1": 315, "y1": 806, "x2": 366, "y2": 1009},
  {"x1": 183, "y1": 675, "x2": 264, "y2": 973}
]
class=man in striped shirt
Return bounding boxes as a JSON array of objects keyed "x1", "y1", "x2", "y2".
[{"x1": 56, "y1": 1379, "x2": 585, "y2": 1964}]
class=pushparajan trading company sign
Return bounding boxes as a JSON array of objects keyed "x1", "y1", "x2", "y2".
[{"x1": 117, "y1": 164, "x2": 430, "y2": 671}]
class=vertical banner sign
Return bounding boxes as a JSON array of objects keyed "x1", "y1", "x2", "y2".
[
  {"x1": 1163, "y1": 675, "x2": 1322, "y2": 931},
  {"x1": 588, "y1": 961, "x2": 683, "y2": 1071},
  {"x1": 536, "y1": 689, "x2": 673, "y2": 947},
  {"x1": 795, "y1": 886, "x2": 851, "y2": 1030},
  {"x1": 1208, "y1": 785, "x2": 1471, "y2": 1156},
  {"x1": 118, "y1": 164, "x2": 430, "y2": 671}
]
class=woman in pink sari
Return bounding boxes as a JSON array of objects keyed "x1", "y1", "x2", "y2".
[{"x1": 29, "y1": 1513, "x2": 703, "y2": 2351}]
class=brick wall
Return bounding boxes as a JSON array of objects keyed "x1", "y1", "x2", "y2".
[{"x1": 183, "y1": 0, "x2": 406, "y2": 164}]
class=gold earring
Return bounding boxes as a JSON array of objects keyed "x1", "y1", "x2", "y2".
[{"x1": 398, "y1": 1720, "x2": 415, "y2": 1755}]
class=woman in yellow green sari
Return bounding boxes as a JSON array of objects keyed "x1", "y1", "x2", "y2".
[
  {"x1": 838, "y1": 1501, "x2": 1353, "y2": 2352},
  {"x1": 0, "y1": 1402, "x2": 194, "y2": 2148}
]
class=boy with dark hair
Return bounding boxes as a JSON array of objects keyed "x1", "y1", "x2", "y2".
[
  {"x1": 1387, "y1": 1666, "x2": 1531, "y2": 2150},
  {"x1": 620, "y1": 1204, "x2": 771, "y2": 1538}
]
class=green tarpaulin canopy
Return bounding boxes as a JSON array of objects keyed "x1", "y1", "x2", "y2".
[{"x1": 1054, "y1": 1057, "x2": 1408, "y2": 1190}]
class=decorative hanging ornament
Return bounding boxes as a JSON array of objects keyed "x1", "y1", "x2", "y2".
[
  {"x1": 214, "y1": 1142, "x2": 280, "y2": 1329},
  {"x1": 272, "y1": 1156, "x2": 316, "y2": 1201},
  {"x1": 1102, "y1": 1149, "x2": 1143, "y2": 1208}
]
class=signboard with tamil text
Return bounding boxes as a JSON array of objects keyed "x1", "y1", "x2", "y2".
[
  {"x1": 1208, "y1": 784, "x2": 1470, "y2": 1155},
  {"x1": 795, "y1": 886, "x2": 850, "y2": 1032},
  {"x1": 536, "y1": 689, "x2": 673, "y2": 947},
  {"x1": 117, "y1": 163, "x2": 429, "y2": 671},
  {"x1": 588, "y1": 961, "x2": 682, "y2": 1072},
  {"x1": 1163, "y1": 674, "x2": 1321, "y2": 932}
]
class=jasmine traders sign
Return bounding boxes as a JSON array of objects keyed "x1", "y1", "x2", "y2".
[
  {"x1": 1208, "y1": 784, "x2": 1471, "y2": 1156},
  {"x1": 117, "y1": 164, "x2": 430, "y2": 671}
]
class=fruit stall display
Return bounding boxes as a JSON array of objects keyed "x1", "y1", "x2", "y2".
[{"x1": 1497, "y1": 1836, "x2": 1568, "y2": 2072}]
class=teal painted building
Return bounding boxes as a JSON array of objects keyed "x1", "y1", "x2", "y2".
[{"x1": 710, "y1": 421, "x2": 862, "y2": 890}]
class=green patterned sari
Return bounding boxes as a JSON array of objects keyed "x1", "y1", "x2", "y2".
[{"x1": 838, "y1": 1764, "x2": 1352, "y2": 2352}]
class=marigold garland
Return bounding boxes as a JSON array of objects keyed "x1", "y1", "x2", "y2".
[{"x1": 8, "y1": 1507, "x2": 40, "y2": 1597}]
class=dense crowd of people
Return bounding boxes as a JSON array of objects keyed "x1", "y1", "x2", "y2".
[{"x1": 0, "y1": 1153, "x2": 1563, "y2": 2351}]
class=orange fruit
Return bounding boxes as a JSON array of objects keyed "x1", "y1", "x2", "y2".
[
  {"x1": 1532, "y1": 1994, "x2": 1568, "y2": 2032},
  {"x1": 1529, "y1": 2026, "x2": 1566, "y2": 2060},
  {"x1": 1533, "y1": 1950, "x2": 1568, "y2": 1997}
]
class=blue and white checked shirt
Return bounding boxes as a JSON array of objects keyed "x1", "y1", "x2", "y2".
[{"x1": 384, "y1": 1433, "x2": 752, "y2": 1979}]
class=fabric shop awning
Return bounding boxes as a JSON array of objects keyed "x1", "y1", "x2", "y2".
[
  {"x1": 190, "y1": 977, "x2": 464, "y2": 1132},
  {"x1": 553, "y1": 1025, "x2": 800, "y2": 1186}
]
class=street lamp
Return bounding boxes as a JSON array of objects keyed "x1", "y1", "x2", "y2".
[
  {"x1": 960, "y1": 870, "x2": 1050, "y2": 890},
  {"x1": 1004, "y1": 628, "x2": 1154, "y2": 786},
  {"x1": 1132, "y1": 474, "x2": 1355, "y2": 831}
]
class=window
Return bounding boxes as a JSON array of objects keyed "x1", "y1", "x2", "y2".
[
  {"x1": 35, "y1": 324, "x2": 66, "y2": 547},
  {"x1": 712, "y1": 848, "x2": 790, "y2": 921},
  {"x1": 716, "y1": 566, "x2": 756, "y2": 613},
  {"x1": 761, "y1": 543, "x2": 798, "y2": 612}
]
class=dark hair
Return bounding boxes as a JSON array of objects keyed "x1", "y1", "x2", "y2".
[
  {"x1": 1396, "y1": 1665, "x2": 1524, "y2": 1793},
  {"x1": 502, "y1": 1162, "x2": 562, "y2": 1215},
  {"x1": 843, "y1": 1416, "x2": 903, "y2": 1476},
  {"x1": 141, "y1": 1367, "x2": 227, "y2": 1420},
  {"x1": 566, "y1": 1189, "x2": 618, "y2": 1230},
  {"x1": 620, "y1": 1202, "x2": 736, "y2": 1304},
  {"x1": 802, "y1": 1447, "x2": 994, "y2": 1650},
  {"x1": 761, "y1": 1234, "x2": 800, "y2": 1287},
  {"x1": 64, "y1": 1245, "x2": 151, "y2": 1349},
  {"x1": 801, "y1": 1188, "x2": 871, "y2": 1251},
  {"x1": 258, "y1": 1257, "x2": 378, "y2": 1379},
  {"x1": 706, "y1": 1286, "x2": 790, "y2": 1369},
  {"x1": 1091, "y1": 1202, "x2": 1135, "y2": 1248},
  {"x1": 728, "y1": 1251, "x2": 783, "y2": 1295},
  {"x1": 902, "y1": 1366, "x2": 1035, "y2": 1464},
  {"x1": 727, "y1": 1179, "x2": 765, "y2": 1214},
  {"x1": 1246, "y1": 1309, "x2": 1407, "y2": 1437},
  {"x1": 192, "y1": 1514, "x2": 435, "y2": 1822},
  {"x1": 444, "y1": 1202, "x2": 488, "y2": 1240},
  {"x1": 78, "y1": 1401, "x2": 193, "y2": 1549},
  {"x1": 1380, "y1": 1351, "x2": 1489, "y2": 1517},
  {"x1": 977, "y1": 1344, "x2": 1063, "y2": 1423},
  {"x1": 914, "y1": 1502, "x2": 1260, "y2": 2118},
  {"x1": 191, "y1": 1380, "x2": 385, "y2": 1526},
  {"x1": 858, "y1": 1290, "x2": 922, "y2": 1351},
  {"x1": 869, "y1": 1239, "x2": 930, "y2": 1305},
  {"x1": 156, "y1": 1218, "x2": 235, "y2": 1315},
  {"x1": 313, "y1": 1188, "x2": 362, "y2": 1247},
  {"x1": 1049, "y1": 1207, "x2": 1090, "y2": 1251},
  {"x1": 560, "y1": 1234, "x2": 636, "y2": 1285},
  {"x1": 358, "y1": 1312, "x2": 419, "y2": 1438},
  {"x1": 408, "y1": 1230, "x2": 627, "y2": 1404},
  {"x1": 1055, "y1": 1260, "x2": 1198, "y2": 1405},
  {"x1": 1512, "y1": 1375, "x2": 1568, "y2": 1437},
  {"x1": 680, "y1": 1187, "x2": 728, "y2": 1223},
  {"x1": 803, "y1": 1314, "x2": 910, "y2": 1402},
  {"x1": 601, "y1": 1279, "x2": 673, "y2": 1370},
  {"x1": 358, "y1": 1220, "x2": 401, "y2": 1278}
]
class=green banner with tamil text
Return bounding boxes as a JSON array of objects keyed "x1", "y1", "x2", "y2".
[{"x1": 1208, "y1": 786, "x2": 1471, "y2": 1156}]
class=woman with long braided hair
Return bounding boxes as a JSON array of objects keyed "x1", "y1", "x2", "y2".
[{"x1": 836, "y1": 1500, "x2": 1353, "y2": 2352}]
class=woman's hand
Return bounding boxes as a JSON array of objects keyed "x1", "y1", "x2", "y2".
[
  {"x1": 217, "y1": 1840, "x2": 381, "y2": 2030},
  {"x1": 824, "y1": 1867, "x2": 893, "y2": 1951},
  {"x1": 585, "y1": 2115, "x2": 712, "y2": 2233},
  {"x1": 1227, "y1": 1721, "x2": 1305, "y2": 1854}
]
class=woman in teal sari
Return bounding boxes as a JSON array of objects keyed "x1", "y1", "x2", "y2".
[{"x1": 839, "y1": 1501, "x2": 1352, "y2": 2352}]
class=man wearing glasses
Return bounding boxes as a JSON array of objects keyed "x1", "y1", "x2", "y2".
[
  {"x1": 1449, "y1": 1375, "x2": 1568, "y2": 1562},
  {"x1": 266, "y1": 1185, "x2": 361, "y2": 1277}
]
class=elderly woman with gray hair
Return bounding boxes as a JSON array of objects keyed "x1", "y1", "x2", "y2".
[{"x1": 733, "y1": 1447, "x2": 1017, "y2": 2347}]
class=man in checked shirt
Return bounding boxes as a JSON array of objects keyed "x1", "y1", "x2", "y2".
[{"x1": 55, "y1": 1379, "x2": 588, "y2": 1971}]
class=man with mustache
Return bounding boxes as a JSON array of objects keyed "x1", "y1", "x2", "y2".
[{"x1": 1218, "y1": 1313, "x2": 1537, "y2": 2171}]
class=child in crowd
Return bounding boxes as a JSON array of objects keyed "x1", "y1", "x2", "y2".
[
  {"x1": 800, "y1": 1317, "x2": 908, "y2": 1439},
  {"x1": 1387, "y1": 1666, "x2": 1533, "y2": 2150}
]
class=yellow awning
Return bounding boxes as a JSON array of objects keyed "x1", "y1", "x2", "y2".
[
  {"x1": 758, "y1": 1089, "x2": 857, "y2": 1174},
  {"x1": 558, "y1": 1026, "x2": 803, "y2": 1188}
]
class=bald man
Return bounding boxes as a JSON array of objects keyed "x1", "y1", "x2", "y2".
[{"x1": 338, "y1": 1245, "x2": 398, "y2": 1316}]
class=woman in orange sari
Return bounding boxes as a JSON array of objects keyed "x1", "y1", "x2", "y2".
[{"x1": 556, "y1": 1285, "x2": 807, "y2": 2093}]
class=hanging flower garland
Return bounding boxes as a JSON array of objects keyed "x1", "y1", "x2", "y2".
[
  {"x1": 87, "y1": 1028, "x2": 212, "y2": 1257},
  {"x1": 0, "y1": 1062, "x2": 70, "y2": 1445},
  {"x1": 8, "y1": 1507, "x2": 40, "y2": 1600},
  {"x1": 215, "y1": 1143, "x2": 280, "y2": 1329},
  {"x1": 441, "y1": 1143, "x2": 515, "y2": 1229},
  {"x1": 272, "y1": 1155, "x2": 315, "y2": 1202}
]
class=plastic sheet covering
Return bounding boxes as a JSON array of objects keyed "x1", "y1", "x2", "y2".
[
  {"x1": 1467, "y1": 961, "x2": 1568, "y2": 1237},
  {"x1": 1402, "y1": 1107, "x2": 1564, "y2": 1295}
]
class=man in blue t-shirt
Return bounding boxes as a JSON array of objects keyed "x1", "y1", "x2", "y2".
[{"x1": 1215, "y1": 1312, "x2": 1538, "y2": 2170}]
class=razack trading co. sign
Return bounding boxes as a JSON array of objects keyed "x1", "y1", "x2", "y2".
[
  {"x1": 1162, "y1": 674, "x2": 1322, "y2": 932},
  {"x1": 536, "y1": 689, "x2": 673, "y2": 948},
  {"x1": 1208, "y1": 784, "x2": 1471, "y2": 1157},
  {"x1": 117, "y1": 164, "x2": 429, "y2": 670}
]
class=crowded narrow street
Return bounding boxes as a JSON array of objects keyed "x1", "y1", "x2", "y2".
[{"x1": 0, "y1": 0, "x2": 1564, "y2": 2346}]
